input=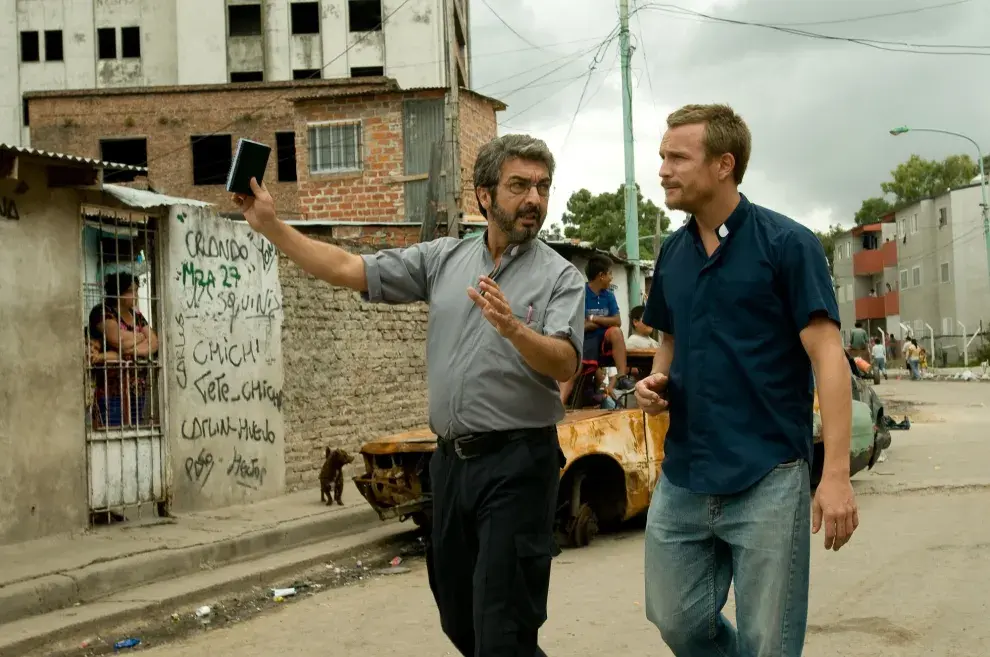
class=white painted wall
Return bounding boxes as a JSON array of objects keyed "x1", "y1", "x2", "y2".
[
  {"x1": 165, "y1": 206, "x2": 286, "y2": 512},
  {"x1": 3, "y1": 0, "x2": 460, "y2": 145},
  {"x1": 176, "y1": 0, "x2": 227, "y2": 84},
  {"x1": 949, "y1": 185, "x2": 990, "y2": 330}
]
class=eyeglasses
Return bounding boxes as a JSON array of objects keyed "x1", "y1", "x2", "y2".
[{"x1": 505, "y1": 179, "x2": 551, "y2": 197}]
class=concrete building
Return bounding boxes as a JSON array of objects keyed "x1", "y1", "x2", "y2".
[
  {"x1": 24, "y1": 78, "x2": 502, "y2": 243},
  {"x1": 2, "y1": 0, "x2": 470, "y2": 146},
  {"x1": 832, "y1": 182, "x2": 990, "y2": 364},
  {"x1": 0, "y1": 144, "x2": 292, "y2": 544}
]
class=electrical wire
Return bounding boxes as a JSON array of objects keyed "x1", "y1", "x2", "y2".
[
  {"x1": 634, "y1": 3, "x2": 990, "y2": 56},
  {"x1": 560, "y1": 33, "x2": 619, "y2": 154},
  {"x1": 630, "y1": 0, "x2": 659, "y2": 118},
  {"x1": 761, "y1": 0, "x2": 972, "y2": 27},
  {"x1": 477, "y1": 0, "x2": 548, "y2": 52},
  {"x1": 120, "y1": 0, "x2": 417, "y2": 174}
]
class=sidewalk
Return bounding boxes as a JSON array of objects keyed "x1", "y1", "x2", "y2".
[{"x1": 0, "y1": 481, "x2": 385, "y2": 626}]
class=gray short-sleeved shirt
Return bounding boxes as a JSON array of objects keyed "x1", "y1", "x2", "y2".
[{"x1": 361, "y1": 232, "x2": 586, "y2": 438}]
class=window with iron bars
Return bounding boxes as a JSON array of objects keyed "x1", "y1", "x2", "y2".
[
  {"x1": 307, "y1": 121, "x2": 363, "y2": 174},
  {"x1": 82, "y1": 210, "x2": 166, "y2": 523}
]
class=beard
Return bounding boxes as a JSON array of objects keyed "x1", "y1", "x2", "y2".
[{"x1": 489, "y1": 198, "x2": 544, "y2": 244}]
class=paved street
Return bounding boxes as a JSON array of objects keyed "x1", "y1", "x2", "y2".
[{"x1": 139, "y1": 380, "x2": 990, "y2": 656}]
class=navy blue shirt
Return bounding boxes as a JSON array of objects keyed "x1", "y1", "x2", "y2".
[
  {"x1": 644, "y1": 194, "x2": 839, "y2": 495},
  {"x1": 584, "y1": 284, "x2": 619, "y2": 342}
]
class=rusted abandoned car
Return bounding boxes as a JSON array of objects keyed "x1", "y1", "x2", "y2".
[{"x1": 352, "y1": 407, "x2": 669, "y2": 548}]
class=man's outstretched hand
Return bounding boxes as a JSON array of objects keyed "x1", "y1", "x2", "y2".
[
  {"x1": 635, "y1": 373, "x2": 669, "y2": 415},
  {"x1": 231, "y1": 177, "x2": 277, "y2": 233}
]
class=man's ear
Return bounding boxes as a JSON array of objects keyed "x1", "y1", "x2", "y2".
[{"x1": 476, "y1": 186, "x2": 492, "y2": 215}]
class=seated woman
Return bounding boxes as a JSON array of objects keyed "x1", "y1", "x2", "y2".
[{"x1": 88, "y1": 272, "x2": 159, "y2": 427}]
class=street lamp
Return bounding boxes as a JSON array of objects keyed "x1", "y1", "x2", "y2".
[{"x1": 889, "y1": 125, "x2": 990, "y2": 289}]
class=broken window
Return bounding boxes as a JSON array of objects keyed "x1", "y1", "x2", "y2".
[
  {"x1": 308, "y1": 122, "x2": 362, "y2": 174},
  {"x1": 97, "y1": 27, "x2": 116, "y2": 59},
  {"x1": 121, "y1": 27, "x2": 141, "y2": 58},
  {"x1": 348, "y1": 0, "x2": 382, "y2": 31},
  {"x1": 351, "y1": 65, "x2": 384, "y2": 77},
  {"x1": 230, "y1": 71, "x2": 264, "y2": 82},
  {"x1": 191, "y1": 134, "x2": 233, "y2": 185},
  {"x1": 291, "y1": 2, "x2": 321, "y2": 34},
  {"x1": 292, "y1": 68, "x2": 321, "y2": 80},
  {"x1": 100, "y1": 138, "x2": 148, "y2": 183},
  {"x1": 275, "y1": 132, "x2": 298, "y2": 182},
  {"x1": 20, "y1": 31, "x2": 40, "y2": 62},
  {"x1": 44, "y1": 30, "x2": 64, "y2": 61},
  {"x1": 228, "y1": 3, "x2": 262, "y2": 36}
]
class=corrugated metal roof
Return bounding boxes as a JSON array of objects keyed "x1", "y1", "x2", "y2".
[
  {"x1": 102, "y1": 183, "x2": 212, "y2": 208},
  {"x1": 0, "y1": 143, "x2": 147, "y2": 172}
]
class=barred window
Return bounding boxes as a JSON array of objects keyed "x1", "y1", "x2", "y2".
[{"x1": 307, "y1": 122, "x2": 362, "y2": 174}]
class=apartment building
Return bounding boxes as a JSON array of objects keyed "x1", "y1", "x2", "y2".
[
  {"x1": 833, "y1": 182, "x2": 990, "y2": 362},
  {"x1": 1, "y1": 0, "x2": 470, "y2": 146},
  {"x1": 832, "y1": 217, "x2": 900, "y2": 345}
]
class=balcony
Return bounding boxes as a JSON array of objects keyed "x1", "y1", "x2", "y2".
[
  {"x1": 852, "y1": 240, "x2": 897, "y2": 276},
  {"x1": 855, "y1": 291, "x2": 899, "y2": 320}
]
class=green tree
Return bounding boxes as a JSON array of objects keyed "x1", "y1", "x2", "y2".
[
  {"x1": 880, "y1": 154, "x2": 979, "y2": 205},
  {"x1": 813, "y1": 224, "x2": 846, "y2": 270},
  {"x1": 539, "y1": 223, "x2": 564, "y2": 241},
  {"x1": 559, "y1": 184, "x2": 670, "y2": 259},
  {"x1": 853, "y1": 196, "x2": 894, "y2": 225}
]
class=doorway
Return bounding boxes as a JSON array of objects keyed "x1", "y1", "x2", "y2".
[{"x1": 81, "y1": 207, "x2": 168, "y2": 524}]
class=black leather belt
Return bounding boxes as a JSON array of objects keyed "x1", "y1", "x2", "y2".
[{"x1": 438, "y1": 426, "x2": 555, "y2": 460}]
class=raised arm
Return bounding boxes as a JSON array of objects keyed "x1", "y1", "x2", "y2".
[{"x1": 234, "y1": 178, "x2": 440, "y2": 302}]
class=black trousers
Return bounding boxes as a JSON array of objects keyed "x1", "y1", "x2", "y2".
[{"x1": 426, "y1": 427, "x2": 564, "y2": 657}]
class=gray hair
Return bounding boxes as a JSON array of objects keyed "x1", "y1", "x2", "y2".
[{"x1": 472, "y1": 133, "x2": 556, "y2": 191}]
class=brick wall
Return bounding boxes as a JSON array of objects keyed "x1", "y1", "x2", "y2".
[
  {"x1": 279, "y1": 227, "x2": 429, "y2": 490},
  {"x1": 294, "y1": 94, "x2": 408, "y2": 221},
  {"x1": 295, "y1": 89, "x2": 501, "y2": 222},
  {"x1": 459, "y1": 92, "x2": 499, "y2": 217},
  {"x1": 26, "y1": 80, "x2": 393, "y2": 216}
]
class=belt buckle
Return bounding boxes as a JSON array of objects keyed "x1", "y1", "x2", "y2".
[{"x1": 452, "y1": 435, "x2": 477, "y2": 460}]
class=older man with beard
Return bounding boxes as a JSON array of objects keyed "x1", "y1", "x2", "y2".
[{"x1": 233, "y1": 133, "x2": 585, "y2": 657}]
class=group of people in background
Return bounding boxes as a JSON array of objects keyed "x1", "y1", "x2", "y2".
[{"x1": 848, "y1": 319, "x2": 926, "y2": 380}]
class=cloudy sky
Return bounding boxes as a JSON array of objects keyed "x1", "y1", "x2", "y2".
[{"x1": 465, "y1": 0, "x2": 990, "y2": 234}]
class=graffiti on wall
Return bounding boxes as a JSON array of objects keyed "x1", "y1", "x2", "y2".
[{"x1": 167, "y1": 207, "x2": 284, "y2": 507}]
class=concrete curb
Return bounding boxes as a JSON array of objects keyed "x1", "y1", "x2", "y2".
[
  {"x1": 0, "y1": 506, "x2": 383, "y2": 626},
  {"x1": 0, "y1": 523, "x2": 414, "y2": 657}
]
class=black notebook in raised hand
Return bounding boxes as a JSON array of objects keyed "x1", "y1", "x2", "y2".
[{"x1": 226, "y1": 138, "x2": 271, "y2": 196}]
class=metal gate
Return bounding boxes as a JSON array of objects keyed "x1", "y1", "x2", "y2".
[{"x1": 81, "y1": 206, "x2": 167, "y2": 523}]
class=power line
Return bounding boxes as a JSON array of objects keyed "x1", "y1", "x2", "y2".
[
  {"x1": 630, "y1": 0, "x2": 659, "y2": 119},
  {"x1": 495, "y1": 67, "x2": 619, "y2": 127},
  {"x1": 476, "y1": 45, "x2": 603, "y2": 93},
  {"x1": 477, "y1": 0, "x2": 548, "y2": 52},
  {"x1": 560, "y1": 33, "x2": 618, "y2": 154},
  {"x1": 128, "y1": 0, "x2": 417, "y2": 173},
  {"x1": 763, "y1": 0, "x2": 972, "y2": 27},
  {"x1": 635, "y1": 3, "x2": 990, "y2": 55}
]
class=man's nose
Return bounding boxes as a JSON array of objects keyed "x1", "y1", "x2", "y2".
[{"x1": 523, "y1": 183, "x2": 542, "y2": 204}]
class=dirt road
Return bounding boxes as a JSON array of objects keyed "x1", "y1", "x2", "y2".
[{"x1": 133, "y1": 381, "x2": 990, "y2": 656}]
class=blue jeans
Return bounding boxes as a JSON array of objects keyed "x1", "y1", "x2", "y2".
[
  {"x1": 907, "y1": 358, "x2": 921, "y2": 380},
  {"x1": 645, "y1": 462, "x2": 811, "y2": 657},
  {"x1": 873, "y1": 356, "x2": 886, "y2": 375}
]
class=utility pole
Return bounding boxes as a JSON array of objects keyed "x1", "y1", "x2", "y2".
[
  {"x1": 619, "y1": 0, "x2": 641, "y2": 307},
  {"x1": 444, "y1": 0, "x2": 462, "y2": 237}
]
